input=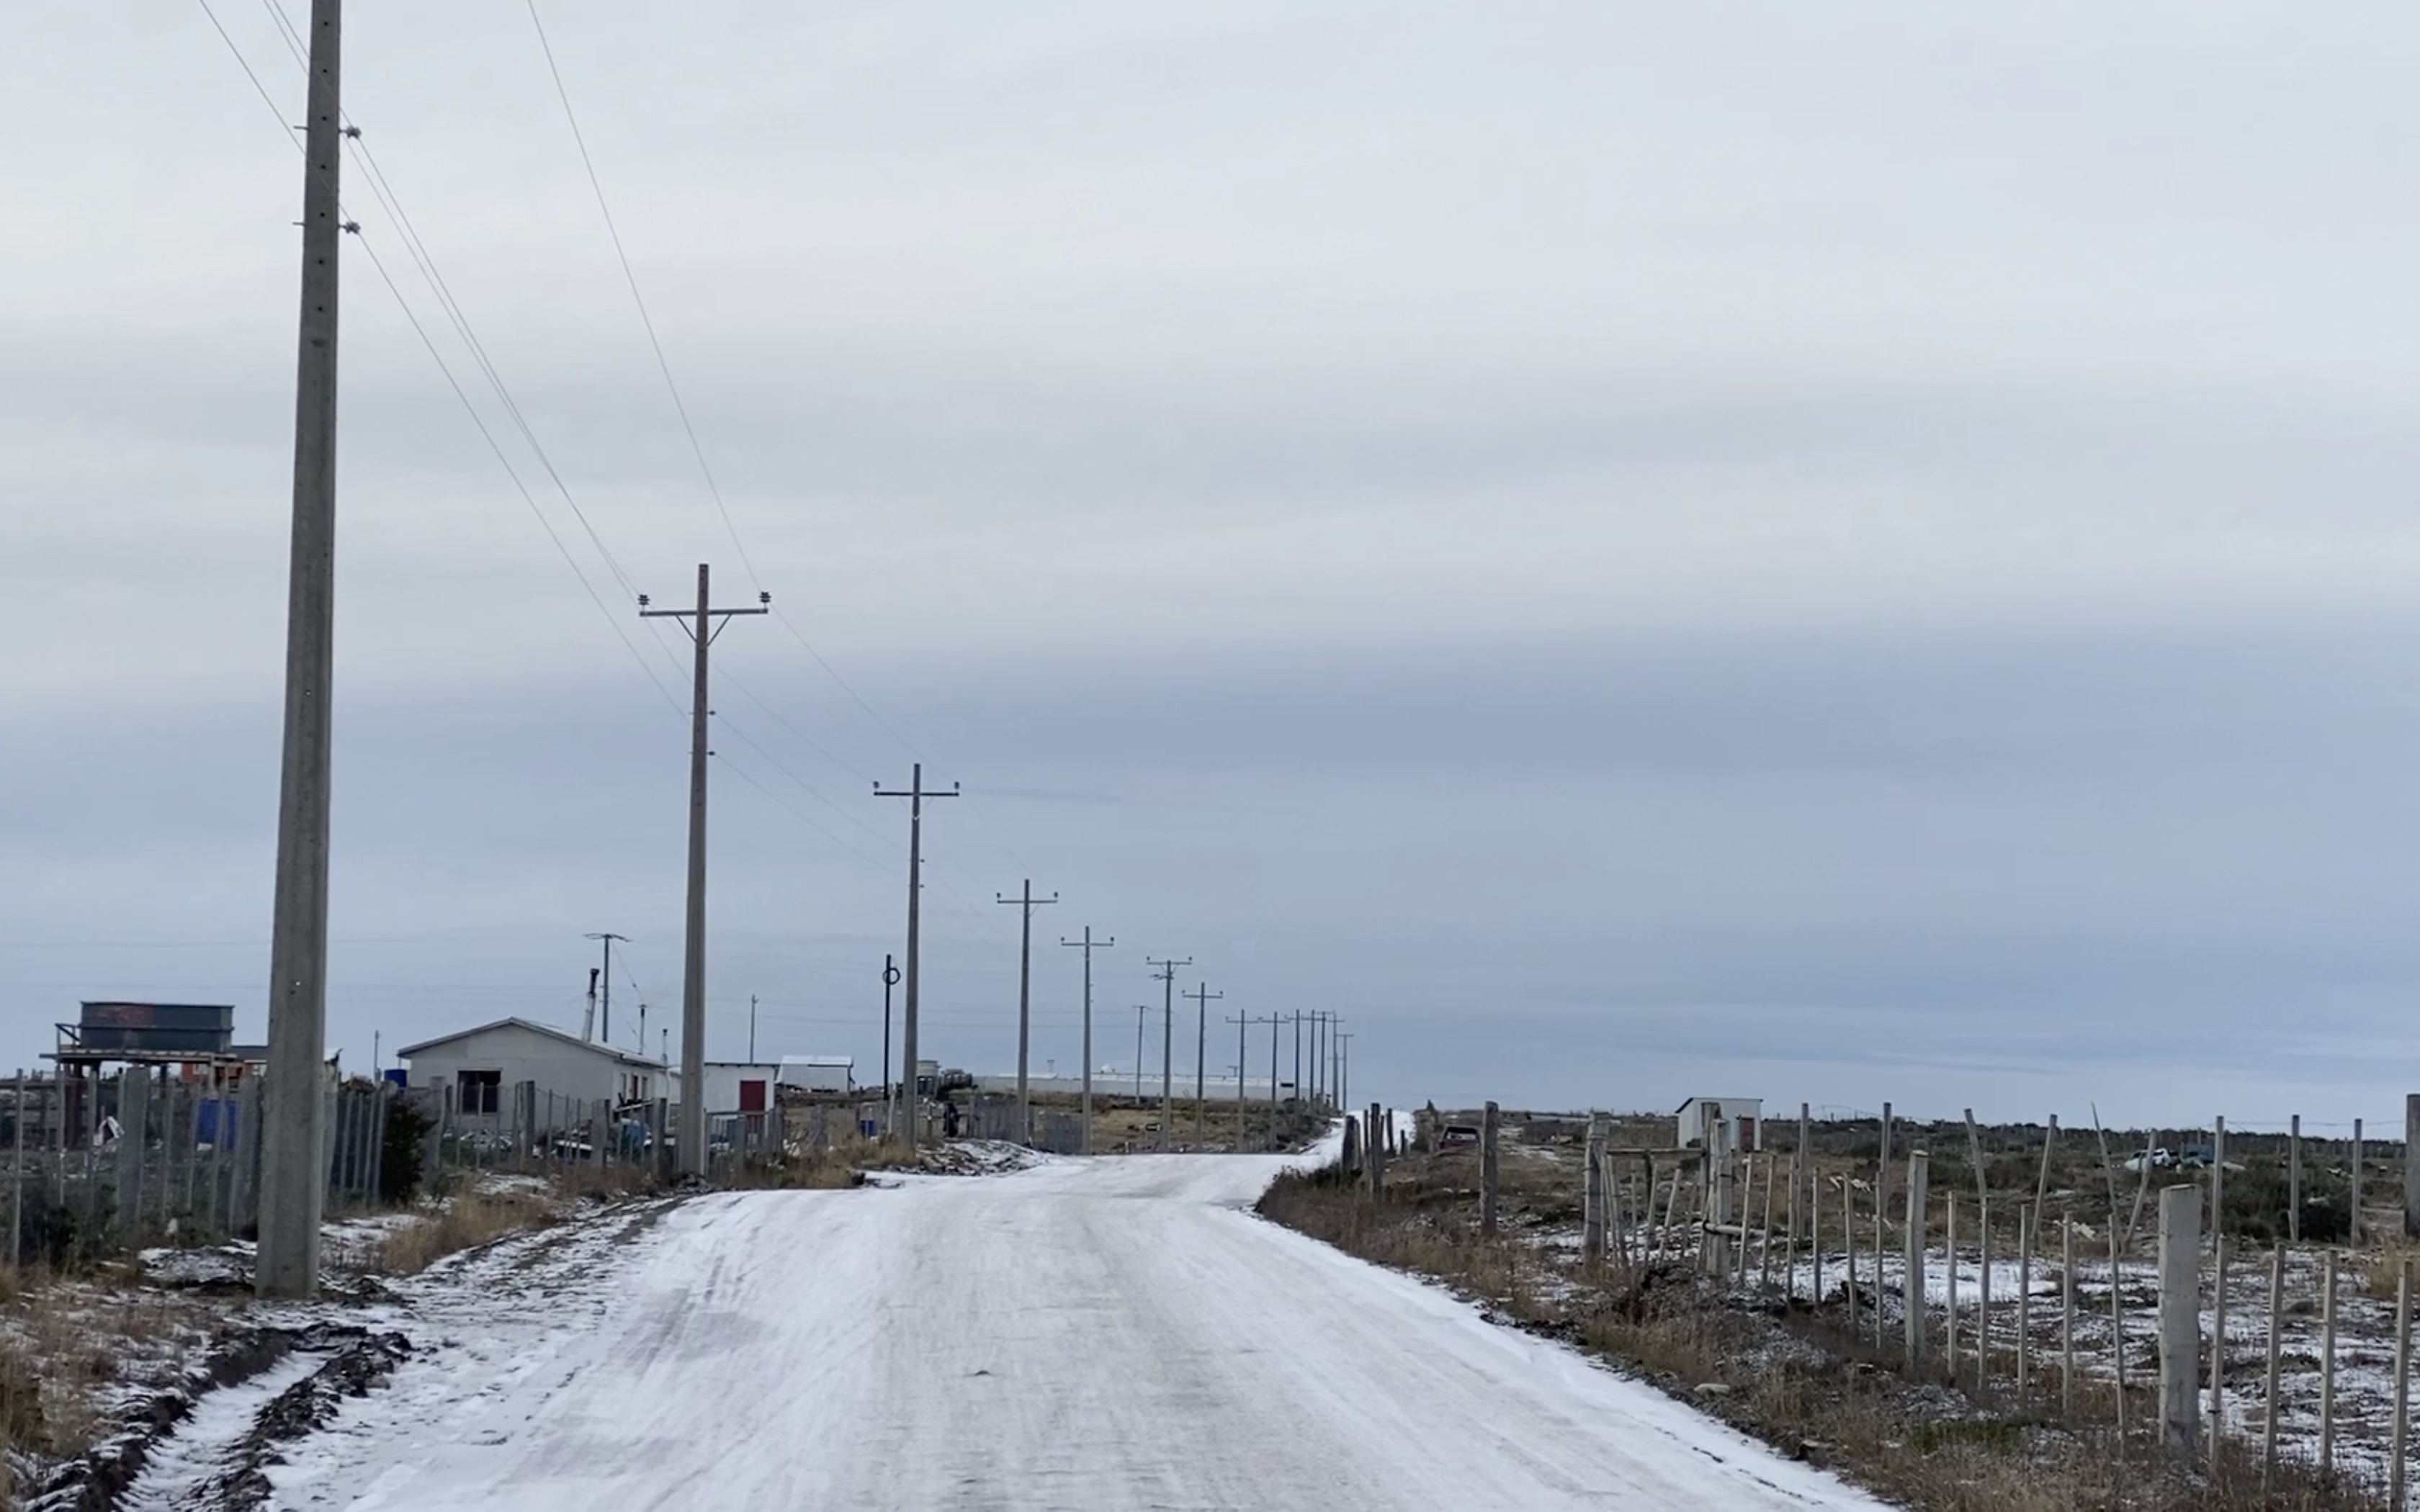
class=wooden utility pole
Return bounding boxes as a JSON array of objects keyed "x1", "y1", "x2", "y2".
[
  {"x1": 996, "y1": 881, "x2": 1058, "y2": 1146},
  {"x1": 1480, "y1": 1101, "x2": 1500, "y2": 1237},
  {"x1": 1146, "y1": 958, "x2": 1188, "y2": 1149},
  {"x1": 872, "y1": 764, "x2": 958, "y2": 1148},
  {"x1": 642, "y1": 565, "x2": 768, "y2": 1174},
  {"x1": 257, "y1": 0, "x2": 346, "y2": 1301},
  {"x1": 1059, "y1": 928, "x2": 1112, "y2": 1155}
]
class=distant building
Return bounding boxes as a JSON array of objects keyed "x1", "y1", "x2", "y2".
[
  {"x1": 686, "y1": 1061, "x2": 783, "y2": 1115},
  {"x1": 397, "y1": 1017, "x2": 666, "y2": 1120},
  {"x1": 776, "y1": 1056, "x2": 853, "y2": 1094},
  {"x1": 1675, "y1": 1097, "x2": 1762, "y2": 1157}
]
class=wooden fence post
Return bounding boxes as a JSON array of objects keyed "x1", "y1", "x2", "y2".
[
  {"x1": 1367, "y1": 1103, "x2": 1385, "y2": 1198},
  {"x1": 1945, "y1": 1190, "x2": 1959, "y2": 1377},
  {"x1": 2210, "y1": 1234, "x2": 2230, "y2": 1473},
  {"x1": 2263, "y1": 1245, "x2": 2283, "y2": 1488},
  {"x1": 2352, "y1": 1117, "x2": 2365, "y2": 1246},
  {"x1": 2288, "y1": 1115, "x2": 2302, "y2": 1244},
  {"x1": 1760, "y1": 1151, "x2": 1778, "y2": 1292},
  {"x1": 1797, "y1": 1101, "x2": 1811, "y2": 1237},
  {"x1": 1977, "y1": 1195, "x2": 1993, "y2": 1396},
  {"x1": 2321, "y1": 1248, "x2": 2339, "y2": 1479},
  {"x1": 1843, "y1": 1173, "x2": 1857, "y2": 1328},
  {"x1": 2034, "y1": 1115, "x2": 2057, "y2": 1220},
  {"x1": 115, "y1": 1071, "x2": 149, "y2": 1240},
  {"x1": 2158, "y1": 1183, "x2": 2202, "y2": 1452},
  {"x1": 2017, "y1": 1202, "x2": 2035, "y2": 1403},
  {"x1": 1810, "y1": 1171, "x2": 1824, "y2": 1305},
  {"x1": 1876, "y1": 1102, "x2": 1893, "y2": 1351},
  {"x1": 1479, "y1": 1101, "x2": 1499, "y2": 1238},
  {"x1": 2405, "y1": 1095, "x2": 2420, "y2": 1238},
  {"x1": 2061, "y1": 1220, "x2": 2076, "y2": 1421},
  {"x1": 1582, "y1": 1112, "x2": 1606, "y2": 1265},
  {"x1": 2395, "y1": 1259, "x2": 2412, "y2": 1511},
  {"x1": 1904, "y1": 1151, "x2": 1928, "y2": 1371}
]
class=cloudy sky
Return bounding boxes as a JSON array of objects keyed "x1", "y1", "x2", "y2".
[{"x1": 6, "y1": 1, "x2": 2419, "y2": 1129}]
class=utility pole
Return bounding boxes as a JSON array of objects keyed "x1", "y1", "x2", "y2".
[
  {"x1": 1188, "y1": 983, "x2": 1222, "y2": 1143},
  {"x1": 1337, "y1": 1032, "x2": 1353, "y2": 1113},
  {"x1": 748, "y1": 994, "x2": 758, "y2": 1062},
  {"x1": 1134, "y1": 1006, "x2": 1147, "y2": 1100},
  {"x1": 1225, "y1": 1012, "x2": 1250, "y2": 1144},
  {"x1": 880, "y1": 954, "x2": 900, "y2": 1133},
  {"x1": 1060, "y1": 928, "x2": 1113, "y2": 1155},
  {"x1": 585, "y1": 932, "x2": 627, "y2": 1043},
  {"x1": 874, "y1": 764, "x2": 959, "y2": 1148},
  {"x1": 1146, "y1": 958, "x2": 1188, "y2": 1150},
  {"x1": 639, "y1": 564, "x2": 769, "y2": 1176},
  {"x1": 996, "y1": 881, "x2": 1058, "y2": 1146},
  {"x1": 1268, "y1": 1012, "x2": 1281, "y2": 1135},
  {"x1": 1292, "y1": 1012, "x2": 1302, "y2": 1106},
  {"x1": 257, "y1": 0, "x2": 346, "y2": 1302}
]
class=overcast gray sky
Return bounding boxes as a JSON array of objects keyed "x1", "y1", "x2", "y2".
[{"x1": 6, "y1": 1, "x2": 2419, "y2": 1128}]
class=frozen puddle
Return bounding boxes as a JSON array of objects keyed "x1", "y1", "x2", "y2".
[{"x1": 120, "y1": 1347, "x2": 331, "y2": 1511}]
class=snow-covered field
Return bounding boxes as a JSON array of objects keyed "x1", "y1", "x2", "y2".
[{"x1": 230, "y1": 1149, "x2": 1880, "y2": 1510}]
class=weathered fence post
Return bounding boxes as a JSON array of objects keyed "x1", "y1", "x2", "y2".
[
  {"x1": 1582, "y1": 1112, "x2": 1606, "y2": 1265},
  {"x1": 1479, "y1": 1101, "x2": 1498, "y2": 1238},
  {"x1": 2263, "y1": 1245, "x2": 2282, "y2": 1488},
  {"x1": 2061, "y1": 1219, "x2": 2076, "y2": 1421},
  {"x1": 115, "y1": 1071, "x2": 150, "y2": 1239},
  {"x1": 2405, "y1": 1094, "x2": 2420, "y2": 1238},
  {"x1": 1340, "y1": 1111, "x2": 1360, "y2": 1176},
  {"x1": 1945, "y1": 1190, "x2": 1959, "y2": 1377},
  {"x1": 2321, "y1": 1248, "x2": 2339, "y2": 1477},
  {"x1": 2352, "y1": 1117, "x2": 2365, "y2": 1246},
  {"x1": 1785, "y1": 1149, "x2": 1801, "y2": 1287},
  {"x1": 2034, "y1": 1114, "x2": 2057, "y2": 1219},
  {"x1": 2288, "y1": 1115, "x2": 2302, "y2": 1244},
  {"x1": 1809, "y1": 1169, "x2": 1823, "y2": 1305},
  {"x1": 232, "y1": 1073, "x2": 261, "y2": 1235},
  {"x1": 2396, "y1": 1259, "x2": 2413, "y2": 1511},
  {"x1": 1904, "y1": 1151, "x2": 1927, "y2": 1371},
  {"x1": 1977, "y1": 1196, "x2": 1993, "y2": 1395},
  {"x1": 1875, "y1": 1102, "x2": 1891, "y2": 1350},
  {"x1": 2017, "y1": 1202, "x2": 2035, "y2": 1403},
  {"x1": 1759, "y1": 1151, "x2": 1778, "y2": 1292},
  {"x1": 1842, "y1": 1172, "x2": 1857, "y2": 1330},
  {"x1": 2158, "y1": 1183, "x2": 2202, "y2": 1452},
  {"x1": 9, "y1": 1068, "x2": 22, "y2": 1265},
  {"x1": 1366, "y1": 1104, "x2": 1385, "y2": 1198},
  {"x1": 1796, "y1": 1100, "x2": 1810, "y2": 1237},
  {"x1": 2210, "y1": 1233, "x2": 2231, "y2": 1471}
]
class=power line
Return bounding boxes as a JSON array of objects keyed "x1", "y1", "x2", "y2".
[
  {"x1": 523, "y1": 0, "x2": 754, "y2": 584},
  {"x1": 191, "y1": 0, "x2": 683, "y2": 717}
]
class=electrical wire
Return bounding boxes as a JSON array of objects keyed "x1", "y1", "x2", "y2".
[{"x1": 192, "y1": 0, "x2": 682, "y2": 718}]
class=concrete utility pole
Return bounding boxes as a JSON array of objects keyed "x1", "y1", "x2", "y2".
[
  {"x1": 1292, "y1": 1012, "x2": 1302, "y2": 1105},
  {"x1": 1227, "y1": 1012, "x2": 1249, "y2": 1143},
  {"x1": 997, "y1": 881, "x2": 1058, "y2": 1146},
  {"x1": 640, "y1": 564, "x2": 769, "y2": 1176},
  {"x1": 873, "y1": 764, "x2": 959, "y2": 1148},
  {"x1": 1134, "y1": 1007, "x2": 1147, "y2": 1099},
  {"x1": 748, "y1": 994, "x2": 758, "y2": 1062},
  {"x1": 1059, "y1": 928, "x2": 1113, "y2": 1155},
  {"x1": 1146, "y1": 958, "x2": 1189, "y2": 1149},
  {"x1": 585, "y1": 932, "x2": 627, "y2": 1044},
  {"x1": 1187, "y1": 982, "x2": 1222, "y2": 1143},
  {"x1": 257, "y1": 0, "x2": 347, "y2": 1302}
]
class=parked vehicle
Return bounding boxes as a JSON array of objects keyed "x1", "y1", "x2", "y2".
[{"x1": 1437, "y1": 1125, "x2": 1481, "y2": 1152}]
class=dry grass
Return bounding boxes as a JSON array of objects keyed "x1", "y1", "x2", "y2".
[
  {"x1": 374, "y1": 1186, "x2": 565, "y2": 1274},
  {"x1": 1260, "y1": 1157, "x2": 2387, "y2": 1512}
]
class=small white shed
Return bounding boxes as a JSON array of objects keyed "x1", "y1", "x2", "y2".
[
  {"x1": 398, "y1": 1017, "x2": 666, "y2": 1122},
  {"x1": 778, "y1": 1055, "x2": 853, "y2": 1094},
  {"x1": 1676, "y1": 1097, "x2": 1763, "y2": 1157},
  {"x1": 690, "y1": 1061, "x2": 784, "y2": 1115}
]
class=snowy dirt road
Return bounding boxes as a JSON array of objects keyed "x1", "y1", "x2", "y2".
[{"x1": 262, "y1": 1153, "x2": 1885, "y2": 1510}]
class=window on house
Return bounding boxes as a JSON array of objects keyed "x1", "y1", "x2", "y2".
[{"x1": 459, "y1": 1069, "x2": 501, "y2": 1115}]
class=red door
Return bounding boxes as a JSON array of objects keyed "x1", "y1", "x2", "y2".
[{"x1": 739, "y1": 1079, "x2": 768, "y2": 1113}]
